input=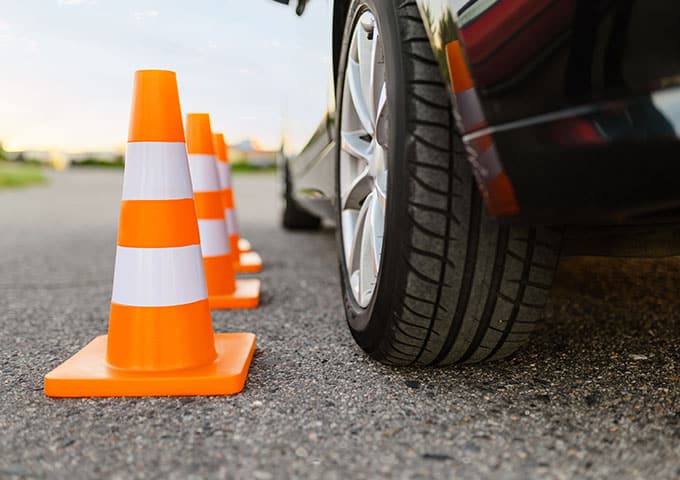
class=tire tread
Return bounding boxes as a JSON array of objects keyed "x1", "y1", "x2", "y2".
[{"x1": 368, "y1": 1, "x2": 562, "y2": 365}]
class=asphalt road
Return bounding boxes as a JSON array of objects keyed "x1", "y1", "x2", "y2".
[{"x1": 0, "y1": 169, "x2": 678, "y2": 480}]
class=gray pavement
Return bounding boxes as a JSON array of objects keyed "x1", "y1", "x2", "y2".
[{"x1": 0, "y1": 169, "x2": 678, "y2": 480}]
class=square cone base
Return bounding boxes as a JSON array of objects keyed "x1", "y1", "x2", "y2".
[
  {"x1": 238, "y1": 238, "x2": 252, "y2": 253},
  {"x1": 234, "y1": 251, "x2": 263, "y2": 274},
  {"x1": 44, "y1": 332, "x2": 256, "y2": 398},
  {"x1": 209, "y1": 278, "x2": 261, "y2": 310}
]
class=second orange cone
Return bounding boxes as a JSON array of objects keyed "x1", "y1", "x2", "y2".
[{"x1": 186, "y1": 113, "x2": 260, "y2": 309}]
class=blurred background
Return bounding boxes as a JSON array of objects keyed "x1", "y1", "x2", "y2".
[{"x1": 0, "y1": 0, "x2": 330, "y2": 179}]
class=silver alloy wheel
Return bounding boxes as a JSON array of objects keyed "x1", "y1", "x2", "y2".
[{"x1": 339, "y1": 9, "x2": 388, "y2": 308}]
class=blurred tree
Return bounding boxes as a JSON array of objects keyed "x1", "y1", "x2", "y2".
[{"x1": 0, "y1": 142, "x2": 6, "y2": 161}]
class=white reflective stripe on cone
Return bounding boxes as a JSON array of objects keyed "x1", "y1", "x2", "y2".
[
  {"x1": 454, "y1": 88, "x2": 485, "y2": 133},
  {"x1": 123, "y1": 142, "x2": 193, "y2": 200},
  {"x1": 225, "y1": 208, "x2": 238, "y2": 235},
  {"x1": 187, "y1": 154, "x2": 221, "y2": 192},
  {"x1": 477, "y1": 144, "x2": 502, "y2": 182},
  {"x1": 111, "y1": 245, "x2": 208, "y2": 306},
  {"x1": 216, "y1": 162, "x2": 230, "y2": 190},
  {"x1": 198, "y1": 219, "x2": 231, "y2": 257}
]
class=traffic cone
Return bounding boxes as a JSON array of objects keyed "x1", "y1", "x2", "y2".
[
  {"x1": 212, "y1": 133, "x2": 263, "y2": 273},
  {"x1": 213, "y1": 134, "x2": 252, "y2": 253},
  {"x1": 186, "y1": 113, "x2": 260, "y2": 308},
  {"x1": 446, "y1": 40, "x2": 485, "y2": 133},
  {"x1": 44, "y1": 70, "x2": 255, "y2": 397},
  {"x1": 239, "y1": 239, "x2": 252, "y2": 252},
  {"x1": 445, "y1": 40, "x2": 519, "y2": 217}
]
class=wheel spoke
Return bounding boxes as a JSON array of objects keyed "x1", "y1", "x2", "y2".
[
  {"x1": 357, "y1": 18, "x2": 374, "y2": 123},
  {"x1": 341, "y1": 165, "x2": 373, "y2": 210},
  {"x1": 347, "y1": 58, "x2": 373, "y2": 135},
  {"x1": 374, "y1": 169, "x2": 387, "y2": 212},
  {"x1": 348, "y1": 196, "x2": 370, "y2": 275},
  {"x1": 371, "y1": 142, "x2": 386, "y2": 178},
  {"x1": 359, "y1": 193, "x2": 379, "y2": 305},
  {"x1": 350, "y1": 270, "x2": 361, "y2": 300},
  {"x1": 374, "y1": 83, "x2": 388, "y2": 148},
  {"x1": 368, "y1": 25, "x2": 380, "y2": 120},
  {"x1": 368, "y1": 192, "x2": 383, "y2": 270},
  {"x1": 341, "y1": 130, "x2": 373, "y2": 162},
  {"x1": 341, "y1": 210, "x2": 357, "y2": 267}
]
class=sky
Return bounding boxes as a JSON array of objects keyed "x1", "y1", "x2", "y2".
[{"x1": 0, "y1": 0, "x2": 333, "y2": 153}]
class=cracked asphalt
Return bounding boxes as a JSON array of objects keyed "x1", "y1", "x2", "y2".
[{"x1": 0, "y1": 169, "x2": 678, "y2": 479}]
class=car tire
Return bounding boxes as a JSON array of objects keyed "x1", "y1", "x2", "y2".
[
  {"x1": 335, "y1": 0, "x2": 563, "y2": 365},
  {"x1": 282, "y1": 161, "x2": 322, "y2": 230}
]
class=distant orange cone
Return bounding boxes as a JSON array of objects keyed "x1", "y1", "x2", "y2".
[
  {"x1": 186, "y1": 114, "x2": 260, "y2": 308},
  {"x1": 44, "y1": 70, "x2": 255, "y2": 397},
  {"x1": 212, "y1": 134, "x2": 252, "y2": 253},
  {"x1": 212, "y1": 133, "x2": 263, "y2": 273},
  {"x1": 239, "y1": 238, "x2": 252, "y2": 252}
]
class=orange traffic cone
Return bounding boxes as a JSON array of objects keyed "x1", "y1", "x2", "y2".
[
  {"x1": 212, "y1": 133, "x2": 263, "y2": 273},
  {"x1": 44, "y1": 70, "x2": 256, "y2": 397},
  {"x1": 186, "y1": 114, "x2": 260, "y2": 308},
  {"x1": 445, "y1": 41, "x2": 519, "y2": 217}
]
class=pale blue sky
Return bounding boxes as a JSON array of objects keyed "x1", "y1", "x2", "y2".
[{"x1": 0, "y1": 0, "x2": 333, "y2": 152}]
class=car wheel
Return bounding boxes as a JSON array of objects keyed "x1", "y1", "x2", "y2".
[
  {"x1": 282, "y1": 161, "x2": 322, "y2": 230},
  {"x1": 335, "y1": 0, "x2": 562, "y2": 365}
]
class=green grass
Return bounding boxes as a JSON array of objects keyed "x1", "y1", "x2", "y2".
[
  {"x1": 0, "y1": 161, "x2": 46, "y2": 188},
  {"x1": 72, "y1": 157, "x2": 125, "y2": 168},
  {"x1": 230, "y1": 162, "x2": 277, "y2": 174}
]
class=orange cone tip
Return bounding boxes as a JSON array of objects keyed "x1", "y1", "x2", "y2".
[{"x1": 44, "y1": 69, "x2": 256, "y2": 397}]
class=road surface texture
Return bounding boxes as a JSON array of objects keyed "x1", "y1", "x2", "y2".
[{"x1": 0, "y1": 169, "x2": 678, "y2": 479}]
